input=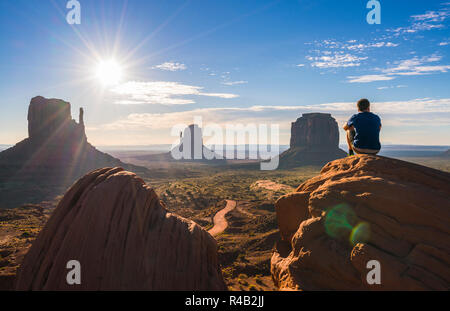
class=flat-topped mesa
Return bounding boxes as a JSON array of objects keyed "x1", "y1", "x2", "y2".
[
  {"x1": 27, "y1": 96, "x2": 86, "y2": 143},
  {"x1": 290, "y1": 113, "x2": 339, "y2": 151}
]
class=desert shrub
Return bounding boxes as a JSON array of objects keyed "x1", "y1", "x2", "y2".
[{"x1": 238, "y1": 273, "x2": 247, "y2": 280}]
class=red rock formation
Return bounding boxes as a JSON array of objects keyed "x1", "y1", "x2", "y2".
[
  {"x1": 0, "y1": 96, "x2": 148, "y2": 208},
  {"x1": 15, "y1": 167, "x2": 226, "y2": 290},
  {"x1": 290, "y1": 113, "x2": 339, "y2": 150},
  {"x1": 272, "y1": 155, "x2": 450, "y2": 290},
  {"x1": 279, "y1": 113, "x2": 347, "y2": 168}
]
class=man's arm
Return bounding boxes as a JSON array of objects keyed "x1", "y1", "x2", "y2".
[
  {"x1": 344, "y1": 115, "x2": 355, "y2": 131},
  {"x1": 343, "y1": 123, "x2": 354, "y2": 131}
]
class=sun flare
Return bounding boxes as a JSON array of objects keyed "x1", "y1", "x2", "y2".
[{"x1": 95, "y1": 59, "x2": 123, "y2": 86}]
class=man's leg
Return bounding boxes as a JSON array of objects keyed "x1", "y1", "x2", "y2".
[{"x1": 346, "y1": 129, "x2": 355, "y2": 156}]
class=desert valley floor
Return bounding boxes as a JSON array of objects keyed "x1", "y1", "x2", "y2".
[{"x1": 1, "y1": 155, "x2": 449, "y2": 290}]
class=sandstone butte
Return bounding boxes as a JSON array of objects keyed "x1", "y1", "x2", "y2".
[
  {"x1": 271, "y1": 154, "x2": 450, "y2": 290},
  {"x1": 15, "y1": 167, "x2": 226, "y2": 290},
  {"x1": 278, "y1": 113, "x2": 347, "y2": 168},
  {"x1": 0, "y1": 96, "x2": 148, "y2": 208}
]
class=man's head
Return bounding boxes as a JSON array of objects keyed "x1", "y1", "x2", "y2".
[{"x1": 357, "y1": 98, "x2": 370, "y2": 112}]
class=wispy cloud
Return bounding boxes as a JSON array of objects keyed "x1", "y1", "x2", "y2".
[
  {"x1": 100, "y1": 98, "x2": 450, "y2": 131},
  {"x1": 153, "y1": 61, "x2": 187, "y2": 71},
  {"x1": 222, "y1": 80, "x2": 248, "y2": 86},
  {"x1": 307, "y1": 52, "x2": 368, "y2": 68},
  {"x1": 377, "y1": 85, "x2": 408, "y2": 90},
  {"x1": 347, "y1": 74, "x2": 394, "y2": 83},
  {"x1": 304, "y1": 38, "x2": 399, "y2": 69},
  {"x1": 348, "y1": 54, "x2": 450, "y2": 83},
  {"x1": 390, "y1": 4, "x2": 450, "y2": 35},
  {"x1": 110, "y1": 81, "x2": 238, "y2": 105},
  {"x1": 346, "y1": 41, "x2": 399, "y2": 51}
]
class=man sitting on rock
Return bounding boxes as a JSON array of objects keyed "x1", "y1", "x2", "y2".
[{"x1": 343, "y1": 98, "x2": 381, "y2": 156}]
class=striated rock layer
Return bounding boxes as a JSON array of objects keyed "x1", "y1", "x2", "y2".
[
  {"x1": 16, "y1": 167, "x2": 226, "y2": 290},
  {"x1": 279, "y1": 113, "x2": 347, "y2": 168},
  {"x1": 271, "y1": 155, "x2": 450, "y2": 290}
]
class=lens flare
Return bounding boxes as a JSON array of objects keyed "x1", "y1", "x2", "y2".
[
  {"x1": 350, "y1": 222, "x2": 371, "y2": 245},
  {"x1": 324, "y1": 203, "x2": 371, "y2": 246}
]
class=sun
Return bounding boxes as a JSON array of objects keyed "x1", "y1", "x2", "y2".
[{"x1": 95, "y1": 59, "x2": 123, "y2": 86}]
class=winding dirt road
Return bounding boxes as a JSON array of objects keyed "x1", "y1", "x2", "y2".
[{"x1": 208, "y1": 199, "x2": 236, "y2": 237}]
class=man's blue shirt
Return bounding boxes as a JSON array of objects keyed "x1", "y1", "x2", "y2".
[{"x1": 347, "y1": 112, "x2": 381, "y2": 150}]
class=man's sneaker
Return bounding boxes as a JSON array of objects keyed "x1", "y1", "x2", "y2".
[{"x1": 348, "y1": 149, "x2": 354, "y2": 156}]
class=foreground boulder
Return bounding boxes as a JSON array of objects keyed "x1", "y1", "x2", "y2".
[
  {"x1": 272, "y1": 155, "x2": 450, "y2": 290},
  {"x1": 15, "y1": 167, "x2": 226, "y2": 290}
]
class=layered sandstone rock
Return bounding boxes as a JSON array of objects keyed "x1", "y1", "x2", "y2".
[
  {"x1": 0, "y1": 96, "x2": 147, "y2": 208},
  {"x1": 279, "y1": 113, "x2": 347, "y2": 168},
  {"x1": 16, "y1": 167, "x2": 226, "y2": 290},
  {"x1": 28, "y1": 96, "x2": 74, "y2": 140},
  {"x1": 290, "y1": 113, "x2": 340, "y2": 150},
  {"x1": 271, "y1": 155, "x2": 450, "y2": 290}
]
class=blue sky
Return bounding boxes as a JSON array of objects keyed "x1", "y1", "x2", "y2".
[{"x1": 0, "y1": 0, "x2": 449, "y2": 146}]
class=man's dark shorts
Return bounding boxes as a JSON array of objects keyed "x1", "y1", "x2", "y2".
[{"x1": 348, "y1": 129, "x2": 380, "y2": 155}]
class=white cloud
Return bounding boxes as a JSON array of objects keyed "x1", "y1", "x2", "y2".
[
  {"x1": 348, "y1": 55, "x2": 450, "y2": 83},
  {"x1": 439, "y1": 42, "x2": 449, "y2": 46},
  {"x1": 390, "y1": 6, "x2": 450, "y2": 35},
  {"x1": 153, "y1": 62, "x2": 187, "y2": 71},
  {"x1": 346, "y1": 41, "x2": 399, "y2": 51},
  {"x1": 307, "y1": 53, "x2": 368, "y2": 68},
  {"x1": 348, "y1": 75, "x2": 394, "y2": 83},
  {"x1": 100, "y1": 98, "x2": 450, "y2": 131},
  {"x1": 110, "y1": 81, "x2": 238, "y2": 105},
  {"x1": 222, "y1": 80, "x2": 248, "y2": 86}
]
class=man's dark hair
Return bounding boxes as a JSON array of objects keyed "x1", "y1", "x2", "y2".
[{"x1": 357, "y1": 98, "x2": 370, "y2": 111}]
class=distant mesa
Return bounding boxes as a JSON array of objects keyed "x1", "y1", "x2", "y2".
[
  {"x1": 278, "y1": 113, "x2": 347, "y2": 168},
  {"x1": 136, "y1": 124, "x2": 225, "y2": 164},
  {"x1": 439, "y1": 149, "x2": 450, "y2": 157},
  {"x1": 15, "y1": 167, "x2": 226, "y2": 290},
  {"x1": 272, "y1": 155, "x2": 450, "y2": 290},
  {"x1": 0, "y1": 96, "x2": 148, "y2": 208}
]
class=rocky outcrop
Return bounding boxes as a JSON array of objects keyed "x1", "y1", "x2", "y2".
[
  {"x1": 279, "y1": 113, "x2": 347, "y2": 168},
  {"x1": 290, "y1": 113, "x2": 339, "y2": 150},
  {"x1": 137, "y1": 124, "x2": 225, "y2": 164},
  {"x1": 0, "y1": 96, "x2": 148, "y2": 209},
  {"x1": 271, "y1": 155, "x2": 450, "y2": 290},
  {"x1": 15, "y1": 167, "x2": 226, "y2": 290},
  {"x1": 27, "y1": 96, "x2": 78, "y2": 141}
]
